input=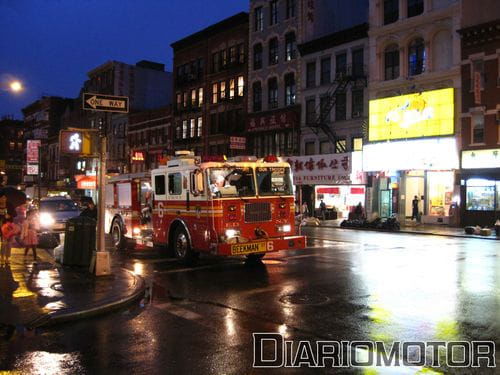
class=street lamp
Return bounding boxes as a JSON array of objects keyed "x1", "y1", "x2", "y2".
[{"x1": 9, "y1": 80, "x2": 23, "y2": 93}]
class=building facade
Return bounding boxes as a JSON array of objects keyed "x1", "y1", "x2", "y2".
[
  {"x1": 171, "y1": 12, "x2": 249, "y2": 156},
  {"x1": 365, "y1": 0, "x2": 462, "y2": 224},
  {"x1": 128, "y1": 106, "x2": 173, "y2": 173},
  {"x1": 0, "y1": 117, "x2": 24, "y2": 187},
  {"x1": 295, "y1": 23, "x2": 369, "y2": 217},
  {"x1": 458, "y1": 0, "x2": 500, "y2": 226}
]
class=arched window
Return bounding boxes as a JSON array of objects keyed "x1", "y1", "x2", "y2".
[
  {"x1": 269, "y1": 38, "x2": 279, "y2": 65},
  {"x1": 284, "y1": 73, "x2": 295, "y2": 106},
  {"x1": 268, "y1": 77, "x2": 278, "y2": 109},
  {"x1": 408, "y1": 38, "x2": 425, "y2": 76},
  {"x1": 384, "y1": 44, "x2": 399, "y2": 80},
  {"x1": 253, "y1": 81, "x2": 262, "y2": 112},
  {"x1": 285, "y1": 32, "x2": 296, "y2": 61},
  {"x1": 253, "y1": 43, "x2": 263, "y2": 70}
]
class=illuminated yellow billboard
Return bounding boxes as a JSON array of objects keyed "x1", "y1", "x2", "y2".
[{"x1": 368, "y1": 88, "x2": 454, "y2": 141}]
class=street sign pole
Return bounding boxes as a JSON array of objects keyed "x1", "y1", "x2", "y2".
[{"x1": 97, "y1": 133, "x2": 107, "y2": 256}]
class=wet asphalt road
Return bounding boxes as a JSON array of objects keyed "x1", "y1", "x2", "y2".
[{"x1": 1, "y1": 227, "x2": 498, "y2": 374}]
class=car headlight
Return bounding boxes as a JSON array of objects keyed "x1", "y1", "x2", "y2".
[
  {"x1": 225, "y1": 229, "x2": 240, "y2": 239},
  {"x1": 40, "y1": 212, "x2": 55, "y2": 227},
  {"x1": 278, "y1": 224, "x2": 291, "y2": 233},
  {"x1": 133, "y1": 227, "x2": 141, "y2": 236}
]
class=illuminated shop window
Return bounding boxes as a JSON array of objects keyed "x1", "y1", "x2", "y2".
[{"x1": 466, "y1": 179, "x2": 495, "y2": 211}]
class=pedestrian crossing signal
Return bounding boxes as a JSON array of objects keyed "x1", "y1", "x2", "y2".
[{"x1": 59, "y1": 129, "x2": 98, "y2": 157}]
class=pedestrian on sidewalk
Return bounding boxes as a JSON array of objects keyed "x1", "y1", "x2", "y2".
[
  {"x1": 1, "y1": 216, "x2": 20, "y2": 265},
  {"x1": 411, "y1": 196, "x2": 419, "y2": 221},
  {"x1": 22, "y1": 209, "x2": 39, "y2": 261},
  {"x1": 301, "y1": 201, "x2": 309, "y2": 218},
  {"x1": 319, "y1": 200, "x2": 327, "y2": 220}
]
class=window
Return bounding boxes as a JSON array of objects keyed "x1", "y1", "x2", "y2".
[
  {"x1": 335, "y1": 92, "x2": 346, "y2": 121},
  {"x1": 268, "y1": 77, "x2": 278, "y2": 109},
  {"x1": 191, "y1": 89, "x2": 197, "y2": 107},
  {"x1": 212, "y1": 52, "x2": 220, "y2": 73},
  {"x1": 220, "y1": 81, "x2": 226, "y2": 100},
  {"x1": 238, "y1": 43, "x2": 245, "y2": 64},
  {"x1": 270, "y1": 0, "x2": 278, "y2": 25},
  {"x1": 176, "y1": 125, "x2": 181, "y2": 139},
  {"x1": 351, "y1": 89, "x2": 364, "y2": 117},
  {"x1": 336, "y1": 53, "x2": 347, "y2": 78},
  {"x1": 198, "y1": 88, "x2": 204, "y2": 106},
  {"x1": 306, "y1": 62, "x2": 316, "y2": 88},
  {"x1": 229, "y1": 79, "x2": 235, "y2": 99},
  {"x1": 190, "y1": 119, "x2": 196, "y2": 138},
  {"x1": 320, "y1": 57, "x2": 331, "y2": 85},
  {"x1": 269, "y1": 38, "x2": 279, "y2": 65},
  {"x1": 182, "y1": 120, "x2": 188, "y2": 139},
  {"x1": 408, "y1": 38, "x2": 425, "y2": 76},
  {"x1": 197, "y1": 58, "x2": 204, "y2": 77},
  {"x1": 320, "y1": 141, "x2": 330, "y2": 154},
  {"x1": 254, "y1": 7, "x2": 263, "y2": 31},
  {"x1": 352, "y1": 49, "x2": 364, "y2": 77},
  {"x1": 253, "y1": 81, "x2": 262, "y2": 111},
  {"x1": 197, "y1": 117, "x2": 203, "y2": 137},
  {"x1": 305, "y1": 98, "x2": 316, "y2": 125},
  {"x1": 168, "y1": 173, "x2": 182, "y2": 195},
  {"x1": 352, "y1": 137, "x2": 363, "y2": 151},
  {"x1": 384, "y1": 44, "x2": 400, "y2": 80},
  {"x1": 305, "y1": 141, "x2": 315, "y2": 155},
  {"x1": 408, "y1": 0, "x2": 424, "y2": 18},
  {"x1": 9, "y1": 141, "x2": 15, "y2": 150},
  {"x1": 284, "y1": 73, "x2": 296, "y2": 106},
  {"x1": 183, "y1": 92, "x2": 188, "y2": 107},
  {"x1": 384, "y1": 0, "x2": 399, "y2": 24},
  {"x1": 229, "y1": 46, "x2": 237, "y2": 64},
  {"x1": 285, "y1": 32, "x2": 296, "y2": 61},
  {"x1": 237, "y1": 76, "x2": 245, "y2": 97},
  {"x1": 176, "y1": 93, "x2": 182, "y2": 109},
  {"x1": 253, "y1": 44, "x2": 263, "y2": 70},
  {"x1": 335, "y1": 139, "x2": 346, "y2": 153},
  {"x1": 221, "y1": 50, "x2": 228, "y2": 68},
  {"x1": 320, "y1": 96, "x2": 330, "y2": 120},
  {"x1": 286, "y1": 0, "x2": 296, "y2": 18},
  {"x1": 154, "y1": 175, "x2": 166, "y2": 195},
  {"x1": 471, "y1": 112, "x2": 485, "y2": 144},
  {"x1": 212, "y1": 83, "x2": 218, "y2": 104},
  {"x1": 466, "y1": 179, "x2": 495, "y2": 211}
]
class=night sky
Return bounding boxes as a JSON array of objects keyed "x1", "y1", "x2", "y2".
[{"x1": 0, "y1": 0, "x2": 247, "y2": 119}]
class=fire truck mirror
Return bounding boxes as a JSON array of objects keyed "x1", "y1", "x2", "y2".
[{"x1": 191, "y1": 169, "x2": 205, "y2": 196}]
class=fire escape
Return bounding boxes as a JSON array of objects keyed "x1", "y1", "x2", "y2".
[{"x1": 306, "y1": 64, "x2": 367, "y2": 150}]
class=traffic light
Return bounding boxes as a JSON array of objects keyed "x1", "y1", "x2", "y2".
[{"x1": 59, "y1": 129, "x2": 98, "y2": 157}]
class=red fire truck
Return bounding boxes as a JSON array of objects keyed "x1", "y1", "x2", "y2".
[{"x1": 105, "y1": 151, "x2": 306, "y2": 263}]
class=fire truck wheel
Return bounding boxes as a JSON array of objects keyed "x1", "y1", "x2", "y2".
[
  {"x1": 173, "y1": 227, "x2": 198, "y2": 265},
  {"x1": 111, "y1": 220, "x2": 126, "y2": 250}
]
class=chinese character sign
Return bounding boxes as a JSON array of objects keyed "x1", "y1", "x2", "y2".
[
  {"x1": 27, "y1": 140, "x2": 41, "y2": 163},
  {"x1": 285, "y1": 153, "x2": 352, "y2": 185}
]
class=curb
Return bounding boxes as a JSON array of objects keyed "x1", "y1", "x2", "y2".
[
  {"x1": 29, "y1": 268, "x2": 146, "y2": 328},
  {"x1": 304, "y1": 224, "x2": 499, "y2": 241}
]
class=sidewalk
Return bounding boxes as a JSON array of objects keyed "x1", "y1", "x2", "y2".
[
  {"x1": 0, "y1": 247, "x2": 145, "y2": 331},
  {"x1": 314, "y1": 219, "x2": 499, "y2": 240}
]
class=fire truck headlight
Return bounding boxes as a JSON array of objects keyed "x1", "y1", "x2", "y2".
[
  {"x1": 39, "y1": 212, "x2": 55, "y2": 227},
  {"x1": 278, "y1": 224, "x2": 291, "y2": 233},
  {"x1": 133, "y1": 227, "x2": 141, "y2": 236},
  {"x1": 225, "y1": 229, "x2": 240, "y2": 239}
]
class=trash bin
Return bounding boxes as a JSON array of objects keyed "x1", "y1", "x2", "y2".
[{"x1": 62, "y1": 216, "x2": 96, "y2": 267}]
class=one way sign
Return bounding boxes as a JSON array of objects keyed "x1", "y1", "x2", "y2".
[{"x1": 83, "y1": 93, "x2": 129, "y2": 113}]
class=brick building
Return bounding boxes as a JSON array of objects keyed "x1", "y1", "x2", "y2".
[
  {"x1": 0, "y1": 117, "x2": 25, "y2": 186},
  {"x1": 171, "y1": 12, "x2": 249, "y2": 156},
  {"x1": 458, "y1": 1, "x2": 500, "y2": 226}
]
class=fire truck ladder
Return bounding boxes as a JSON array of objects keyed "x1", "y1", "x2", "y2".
[{"x1": 307, "y1": 65, "x2": 367, "y2": 149}]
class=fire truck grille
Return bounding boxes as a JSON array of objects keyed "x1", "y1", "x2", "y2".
[{"x1": 244, "y1": 202, "x2": 271, "y2": 223}]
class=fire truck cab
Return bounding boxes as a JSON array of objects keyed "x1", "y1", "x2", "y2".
[{"x1": 150, "y1": 151, "x2": 306, "y2": 263}]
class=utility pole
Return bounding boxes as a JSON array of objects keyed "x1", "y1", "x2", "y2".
[{"x1": 96, "y1": 117, "x2": 107, "y2": 255}]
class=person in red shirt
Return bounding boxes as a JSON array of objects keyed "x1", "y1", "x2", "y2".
[{"x1": 1, "y1": 216, "x2": 20, "y2": 265}]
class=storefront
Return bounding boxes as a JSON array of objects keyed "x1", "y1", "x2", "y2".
[
  {"x1": 460, "y1": 148, "x2": 500, "y2": 226},
  {"x1": 365, "y1": 88, "x2": 459, "y2": 224},
  {"x1": 285, "y1": 152, "x2": 365, "y2": 219}
]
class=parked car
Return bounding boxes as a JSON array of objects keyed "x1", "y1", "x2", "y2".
[{"x1": 39, "y1": 197, "x2": 81, "y2": 234}]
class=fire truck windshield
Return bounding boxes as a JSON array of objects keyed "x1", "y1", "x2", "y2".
[
  {"x1": 256, "y1": 167, "x2": 293, "y2": 196},
  {"x1": 208, "y1": 167, "x2": 256, "y2": 198}
]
